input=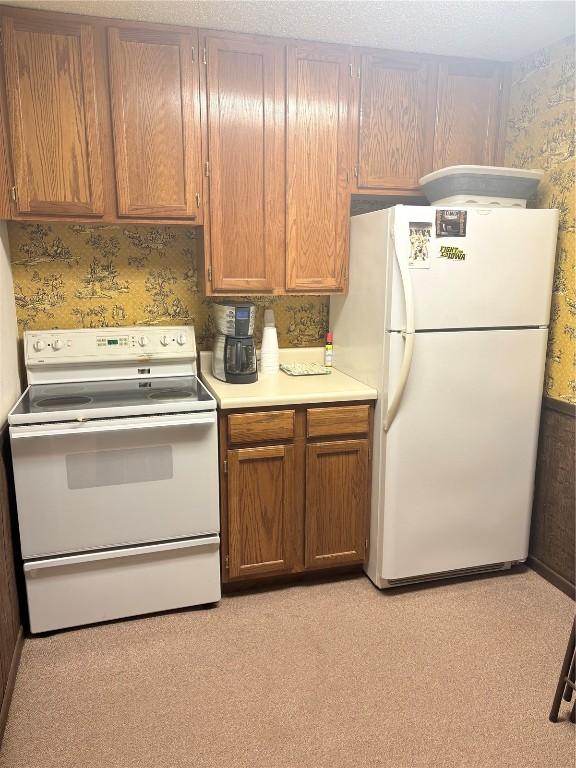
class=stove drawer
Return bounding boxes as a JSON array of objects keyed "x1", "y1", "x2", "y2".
[
  {"x1": 24, "y1": 536, "x2": 221, "y2": 633},
  {"x1": 10, "y1": 412, "x2": 219, "y2": 558}
]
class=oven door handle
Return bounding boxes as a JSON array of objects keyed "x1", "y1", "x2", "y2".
[{"x1": 11, "y1": 412, "x2": 216, "y2": 439}]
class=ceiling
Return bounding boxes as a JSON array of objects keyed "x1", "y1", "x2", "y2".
[{"x1": 0, "y1": 0, "x2": 574, "y2": 61}]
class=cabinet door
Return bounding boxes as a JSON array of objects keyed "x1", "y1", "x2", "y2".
[
  {"x1": 205, "y1": 34, "x2": 284, "y2": 292},
  {"x1": 286, "y1": 43, "x2": 352, "y2": 292},
  {"x1": 357, "y1": 52, "x2": 436, "y2": 191},
  {"x1": 433, "y1": 60, "x2": 502, "y2": 169},
  {"x1": 108, "y1": 27, "x2": 202, "y2": 220},
  {"x1": 227, "y1": 445, "x2": 297, "y2": 579},
  {"x1": 2, "y1": 15, "x2": 103, "y2": 216},
  {"x1": 305, "y1": 439, "x2": 368, "y2": 569}
]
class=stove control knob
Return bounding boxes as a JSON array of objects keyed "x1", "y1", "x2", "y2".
[
  {"x1": 33, "y1": 339, "x2": 45, "y2": 352},
  {"x1": 138, "y1": 335, "x2": 149, "y2": 347},
  {"x1": 53, "y1": 339, "x2": 64, "y2": 351},
  {"x1": 160, "y1": 335, "x2": 171, "y2": 346},
  {"x1": 176, "y1": 334, "x2": 187, "y2": 346}
]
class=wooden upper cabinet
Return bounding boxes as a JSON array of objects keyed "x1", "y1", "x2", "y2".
[
  {"x1": 305, "y1": 439, "x2": 368, "y2": 569},
  {"x1": 2, "y1": 14, "x2": 104, "y2": 216},
  {"x1": 357, "y1": 52, "x2": 436, "y2": 191},
  {"x1": 286, "y1": 42, "x2": 352, "y2": 293},
  {"x1": 204, "y1": 34, "x2": 284, "y2": 293},
  {"x1": 108, "y1": 27, "x2": 202, "y2": 220},
  {"x1": 0, "y1": 6, "x2": 509, "y2": 229},
  {"x1": 0, "y1": 63, "x2": 13, "y2": 219},
  {"x1": 433, "y1": 60, "x2": 502, "y2": 169},
  {"x1": 227, "y1": 445, "x2": 297, "y2": 579}
]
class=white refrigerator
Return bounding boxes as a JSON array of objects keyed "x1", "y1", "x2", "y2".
[{"x1": 331, "y1": 205, "x2": 559, "y2": 587}]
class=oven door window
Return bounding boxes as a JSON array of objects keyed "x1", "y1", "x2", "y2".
[{"x1": 66, "y1": 445, "x2": 173, "y2": 490}]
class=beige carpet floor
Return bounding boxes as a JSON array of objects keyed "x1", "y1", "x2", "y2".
[{"x1": 0, "y1": 569, "x2": 574, "y2": 768}]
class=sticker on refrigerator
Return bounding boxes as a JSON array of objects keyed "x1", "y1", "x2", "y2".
[
  {"x1": 438, "y1": 245, "x2": 466, "y2": 261},
  {"x1": 408, "y1": 222, "x2": 433, "y2": 269},
  {"x1": 436, "y1": 209, "x2": 467, "y2": 237}
]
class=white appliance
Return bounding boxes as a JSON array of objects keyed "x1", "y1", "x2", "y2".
[
  {"x1": 9, "y1": 326, "x2": 221, "y2": 632},
  {"x1": 331, "y1": 205, "x2": 559, "y2": 587}
]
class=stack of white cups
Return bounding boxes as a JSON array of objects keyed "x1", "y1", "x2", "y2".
[{"x1": 260, "y1": 309, "x2": 279, "y2": 373}]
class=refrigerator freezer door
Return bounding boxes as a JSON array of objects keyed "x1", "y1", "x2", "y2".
[
  {"x1": 379, "y1": 328, "x2": 547, "y2": 582},
  {"x1": 389, "y1": 206, "x2": 559, "y2": 331}
]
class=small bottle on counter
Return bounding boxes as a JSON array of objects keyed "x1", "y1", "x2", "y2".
[{"x1": 324, "y1": 331, "x2": 333, "y2": 372}]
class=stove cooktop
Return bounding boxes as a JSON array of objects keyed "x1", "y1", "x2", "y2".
[{"x1": 9, "y1": 375, "x2": 216, "y2": 425}]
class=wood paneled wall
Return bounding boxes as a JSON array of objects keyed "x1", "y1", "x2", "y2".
[
  {"x1": 0, "y1": 425, "x2": 22, "y2": 744},
  {"x1": 529, "y1": 397, "x2": 575, "y2": 599}
]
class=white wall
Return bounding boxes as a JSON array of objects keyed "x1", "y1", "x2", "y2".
[{"x1": 0, "y1": 221, "x2": 20, "y2": 423}]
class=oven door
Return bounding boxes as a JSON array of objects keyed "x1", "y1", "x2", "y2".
[{"x1": 10, "y1": 411, "x2": 219, "y2": 558}]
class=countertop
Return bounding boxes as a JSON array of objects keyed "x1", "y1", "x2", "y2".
[{"x1": 199, "y1": 348, "x2": 377, "y2": 409}]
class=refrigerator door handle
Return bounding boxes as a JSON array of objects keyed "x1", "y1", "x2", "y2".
[
  {"x1": 391, "y1": 228, "x2": 416, "y2": 335},
  {"x1": 384, "y1": 332, "x2": 414, "y2": 432},
  {"x1": 384, "y1": 231, "x2": 415, "y2": 432}
]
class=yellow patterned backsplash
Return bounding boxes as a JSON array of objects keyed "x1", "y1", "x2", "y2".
[
  {"x1": 7, "y1": 222, "x2": 329, "y2": 350},
  {"x1": 505, "y1": 35, "x2": 575, "y2": 404}
]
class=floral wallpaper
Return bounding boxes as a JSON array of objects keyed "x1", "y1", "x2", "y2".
[
  {"x1": 505, "y1": 35, "x2": 575, "y2": 404},
  {"x1": 7, "y1": 222, "x2": 329, "y2": 350}
]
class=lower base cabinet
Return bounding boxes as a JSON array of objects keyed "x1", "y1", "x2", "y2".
[
  {"x1": 220, "y1": 403, "x2": 373, "y2": 584},
  {"x1": 305, "y1": 439, "x2": 369, "y2": 569},
  {"x1": 227, "y1": 445, "x2": 297, "y2": 579}
]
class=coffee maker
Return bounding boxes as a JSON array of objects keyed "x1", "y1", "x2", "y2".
[{"x1": 212, "y1": 302, "x2": 258, "y2": 384}]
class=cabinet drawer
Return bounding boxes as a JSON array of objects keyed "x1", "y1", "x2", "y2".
[
  {"x1": 307, "y1": 405, "x2": 370, "y2": 438},
  {"x1": 227, "y1": 410, "x2": 295, "y2": 444}
]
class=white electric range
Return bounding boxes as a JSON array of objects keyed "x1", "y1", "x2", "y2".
[{"x1": 9, "y1": 326, "x2": 220, "y2": 633}]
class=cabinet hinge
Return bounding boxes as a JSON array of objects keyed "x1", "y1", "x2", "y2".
[
  {"x1": 223, "y1": 459, "x2": 227, "y2": 474},
  {"x1": 9, "y1": 186, "x2": 16, "y2": 202},
  {"x1": 225, "y1": 554, "x2": 229, "y2": 569},
  {"x1": 191, "y1": 46, "x2": 195, "y2": 64},
  {"x1": 195, "y1": 192, "x2": 201, "y2": 208},
  {"x1": 204, "y1": 161, "x2": 210, "y2": 177},
  {"x1": 207, "y1": 265, "x2": 212, "y2": 282},
  {"x1": 202, "y1": 47, "x2": 207, "y2": 65}
]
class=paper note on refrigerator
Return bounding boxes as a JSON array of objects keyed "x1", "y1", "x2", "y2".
[
  {"x1": 436, "y1": 209, "x2": 467, "y2": 237},
  {"x1": 408, "y1": 222, "x2": 433, "y2": 269}
]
